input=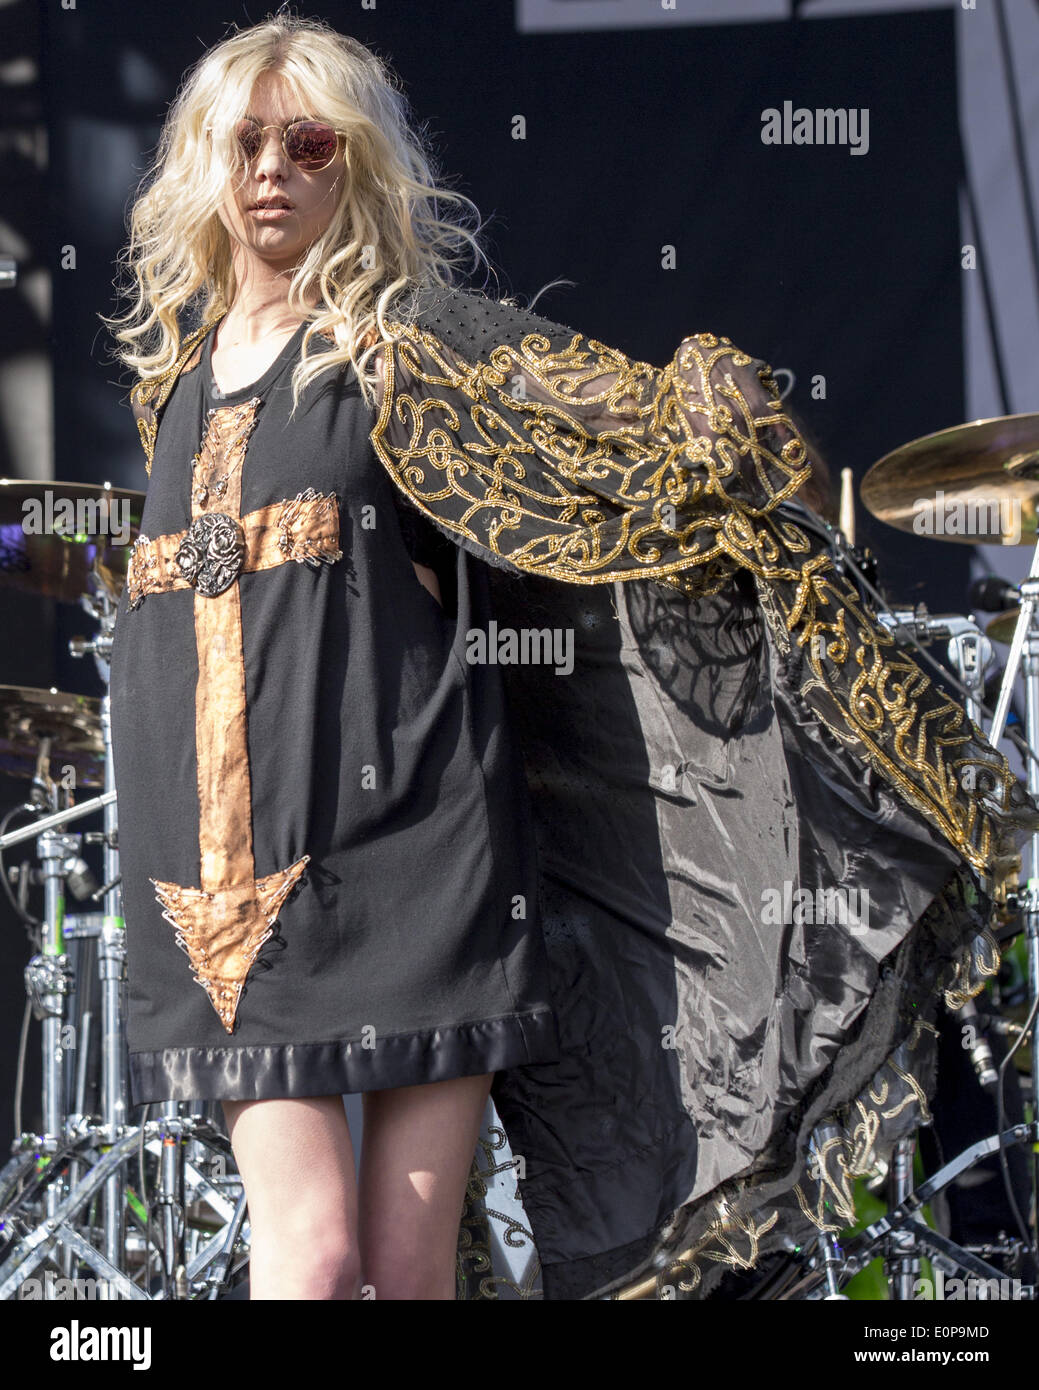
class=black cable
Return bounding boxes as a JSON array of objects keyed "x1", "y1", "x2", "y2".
[
  {"x1": 0, "y1": 804, "x2": 42, "y2": 937},
  {"x1": 996, "y1": 984, "x2": 1039, "y2": 1265},
  {"x1": 13, "y1": 995, "x2": 31, "y2": 1142}
]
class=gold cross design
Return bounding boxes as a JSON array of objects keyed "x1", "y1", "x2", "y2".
[{"x1": 127, "y1": 396, "x2": 342, "y2": 1033}]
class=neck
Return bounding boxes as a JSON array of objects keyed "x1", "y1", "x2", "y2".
[{"x1": 219, "y1": 256, "x2": 320, "y2": 346}]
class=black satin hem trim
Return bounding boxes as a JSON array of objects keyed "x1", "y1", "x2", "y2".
[{"x1": 128, "y1": 1008, "x2": 561, "y2": 1105}]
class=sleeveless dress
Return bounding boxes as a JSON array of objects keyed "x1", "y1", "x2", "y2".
[{"x1": 110, "y1": 316, "x2": 561, "y2": 1106}]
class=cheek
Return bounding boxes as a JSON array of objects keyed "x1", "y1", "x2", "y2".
[
  {"x1": 308, "y1": 169, "x2": 343, "y2": 216},
  {"x1": 217, "y1": 183, "x2": 246, "y2": 228},
  {"x1": 297, "y1": 185, "x2": 339, "y2": 236}
]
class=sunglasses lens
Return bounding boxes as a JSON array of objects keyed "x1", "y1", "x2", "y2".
[
  {"x1": 233, "y1": 119, "x2": 263, "y2": 162},
  {"x1": 285, "y1": 122, "x2": 339, "y2": 170}
]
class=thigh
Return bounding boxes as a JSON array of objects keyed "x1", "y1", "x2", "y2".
[
  {"x1": 358, "y1": 1072, "x2": 493, "y2": 1277},
  {"x1": 221, "y1": 1094, "x2": 359, "y2": 1239}
]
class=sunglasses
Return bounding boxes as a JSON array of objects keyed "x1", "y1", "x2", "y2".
[{"x1": 228, "y1": 118, "x2": 347, "y2": 173}]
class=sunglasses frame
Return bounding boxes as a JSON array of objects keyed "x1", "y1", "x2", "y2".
[{"x1": 226, "y1": 117, "x2": 348, "y2": 173}]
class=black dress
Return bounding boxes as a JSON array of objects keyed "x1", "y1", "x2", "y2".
[
  {"x1": 110, "y1": 316, "x2": 561, "y2": 1107},
  {"x1": 121, "y1": 284, "x2": 1039, "y2": 1299}
]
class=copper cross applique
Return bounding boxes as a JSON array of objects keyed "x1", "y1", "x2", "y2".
[{"x1": 125, "y1": 396, "x2": 342, "y2": 1032}]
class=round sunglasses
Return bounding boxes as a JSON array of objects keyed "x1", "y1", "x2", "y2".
[{"x1": 228, "y1": 118, "x2": 347, "y2": 173}]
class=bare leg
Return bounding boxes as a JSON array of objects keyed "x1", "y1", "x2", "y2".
[
  {"x1": 358, "y1": 1071, "x2": 494, "y2": 1300},
  {"x1": 221, "y1": 1095, "x2": 360, "y2": 1300}
]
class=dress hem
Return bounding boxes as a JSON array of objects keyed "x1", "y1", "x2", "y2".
[{"x1": 127, "y1": 1007, "x2": 562, "y2": 1105}]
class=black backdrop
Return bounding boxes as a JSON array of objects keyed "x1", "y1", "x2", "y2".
[{"x1": 1, "y1": 1, "x2": 967, "y2": 1152}]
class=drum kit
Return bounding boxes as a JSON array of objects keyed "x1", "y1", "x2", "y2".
[
  {"x1": 1, "y1": 407, "x2": 1039, "y2": 1301},
  {"x1": 0, "y1": 481, "x2": 249, "y2": 1300}
]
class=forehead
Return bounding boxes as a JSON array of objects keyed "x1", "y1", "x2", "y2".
[{"x1": 243, "y1": 70, "x2": 308, "y2": 119}]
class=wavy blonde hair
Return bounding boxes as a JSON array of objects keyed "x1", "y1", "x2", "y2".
[{"x1": 102, "y1": 11, "x2": 494, "y2": 413}]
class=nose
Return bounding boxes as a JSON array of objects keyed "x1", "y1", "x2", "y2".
[{"x1": 252, "y1": 127, "x2": 290, "y2": 180}]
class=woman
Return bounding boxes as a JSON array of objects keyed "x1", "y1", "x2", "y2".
[
  {"x1": 106, "y1": 18, "x2": 559, "y2": 1302},
  {"x1": 105, "y1": 13, "x2": 1038, "y2": 1301}
]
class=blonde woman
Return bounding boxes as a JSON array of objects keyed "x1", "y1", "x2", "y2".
[
  {"x1": 105, "y1": 13, "x2": 1038, "y2": 1302},
  {"x1": 106, "y1": 17, "x2": 556, "y2": 1303}
]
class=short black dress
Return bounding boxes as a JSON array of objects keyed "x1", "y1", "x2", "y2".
[{"x1": 109, "y1": 318, "x2": 562, "y2": 1107}]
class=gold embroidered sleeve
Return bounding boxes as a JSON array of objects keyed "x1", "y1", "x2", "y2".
[
  {"x1": 370, "y1": 323, "x2": 810, "y2": 593},
  {"x1": 370, "y1": 313, "x2": 1039, "y2": 883}
]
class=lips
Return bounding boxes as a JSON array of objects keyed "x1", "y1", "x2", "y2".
[{"x1": 249, "y1": 198, "x2": 293, "y2": 210}]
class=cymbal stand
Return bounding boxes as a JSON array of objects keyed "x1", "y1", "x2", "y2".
[
  {"x1": 0, "y1": 575, "x2": 250, "y2": 1298},
  {"x1": 72, "y1": 582, "x2": 127, "y2": 1283},
  {"x1": 885, "y1": 1137, "x2": 919, "y2": 1300},
  {"x1": 27, "y1": 768, "x2": 75, "y2": 1236},
  {"x1": 987, "y1": 550, "x2": 1039, "y2": 1254}
]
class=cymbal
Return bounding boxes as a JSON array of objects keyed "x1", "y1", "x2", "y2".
[
  {"x1": 0, "y1": 479, "x2": 144, "y2": 603},
  {"x1": 0, "y1": 684, "x2": 103, "y2": 788},
  {"x1": 986, "y1": 608, "x2": 1022, "y2": 645},
  {"x1": 860, "y1": 413, "x2": 1039, "y2": 545}
]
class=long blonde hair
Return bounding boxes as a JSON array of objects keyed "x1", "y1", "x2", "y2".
[{"x1": 102, "y1": 11, "x2": 492, "y2": 413}]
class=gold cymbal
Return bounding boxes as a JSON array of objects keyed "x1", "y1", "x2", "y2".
[
  {"x1": 986, "y1": 608, "x2": 1022, "y2": 645},
  {"x1": 0, "y1": 684, "x2": 103, "y2": 788},
  {"x1": 0, "y1": 479, "x2": 144, "y2": 603},
  {"x1": 860, "y1": 413, "x2": 1039, "y2": 545}
]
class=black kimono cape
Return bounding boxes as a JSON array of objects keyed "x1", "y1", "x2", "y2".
[{"x1": 129, "y1": 284, "x2": 1038, "y2": 1300}]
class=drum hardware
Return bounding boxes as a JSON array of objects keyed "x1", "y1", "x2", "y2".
[
  {"x1": 0, "y1": 1116, "x2": 246, "y2": 1300},
  {"x1": 883, "y1": 1138, "x2": 919, "y2": 1302},
  {"x1": 802, "y1": 415, "x2": 1039, "y2": 1302},
  {"x1": 0, "y1": 557, "x2": 250, "y2": 1298},
  {"x1": 790, "y1": 1126, "x2": 1039, "y2": 1300},
  {"x1": 957, "y1": 997, "x2": 1000, "y2": 1091},
  {"x1": 966, "y1": 556, "x2": 1039, "y2": 1263},
  {"x1": 808, "y1": 1123, "x2": 851, "y2": 1301}
]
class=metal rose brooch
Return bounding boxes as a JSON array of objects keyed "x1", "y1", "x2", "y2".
[{"x1": 174, "y1": 512, "x2": 246, "y2": 598}]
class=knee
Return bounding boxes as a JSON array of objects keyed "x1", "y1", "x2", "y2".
[
  {"x1": 251, "y1": 1211, "x2": 362, "y2": 1300},
  {"x1": 252, "y1": 1230, "x2": 362, "y2": 1300},
  {"x1": 305, "y1": 1244, "x2": 364, "y2": 1300}
]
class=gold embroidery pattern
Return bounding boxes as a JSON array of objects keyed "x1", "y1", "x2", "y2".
[
  {"x1": 611, "y1": 1016, "x2": 941, "y2": 1299},
  {"x1": 943, "y1": 926, "x2": 1001, "y2": 1009},
  {"x1": 372, "y1": 323, "x2": 809, "y2": 588},
  {"x1": 742, "y1": 527, "x2": 1035, "y2": 880},
  {"x1": 131, "y1": 312, "x2": 1039, "y2": 877},
  {"x1": 370, "y1": 319, "x2": 1038, "y2": 879},
  {"x1": 130, "y1": 322, "x2": 216, "y2": 476},
  {"x1": 616, "y1": 1202, "x2": 781, "y2": 1298},
  {"x1": 456, "y1": 1127, "x2": 546, "y2": 1300}
]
